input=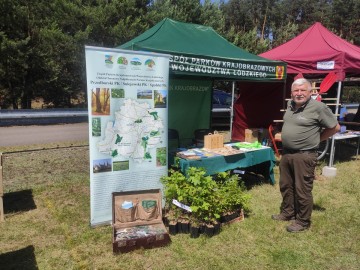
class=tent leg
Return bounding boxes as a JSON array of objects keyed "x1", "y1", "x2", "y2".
[
  {"x1": 282, "y1": 79, "x2": 287, "y2": 110},
  {"x1": 328, "y1": 81, "x2": 342, "y2": 167},
  {"x1": 230, "y1": 81, "x2": 235, "y2": 141}
]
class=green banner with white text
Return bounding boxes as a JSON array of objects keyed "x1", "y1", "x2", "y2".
[{"x1": 169, "y1": 53, "x2": 286, "y2": 81}]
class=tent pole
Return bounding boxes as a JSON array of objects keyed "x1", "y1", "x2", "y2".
[
  {"x1": 230, "y1": 81, "x2": 235, "y2": 141},
  {"x1": 282, "y1": 78, "x2": 287, "y2": 110},
  {"x1": 328, "y1": 81, "x2": 342, "y2": 167}
]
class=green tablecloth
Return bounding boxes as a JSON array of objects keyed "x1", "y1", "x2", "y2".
[{"x1": 178, "y1": 147, "x2": 276, "y2": 184}]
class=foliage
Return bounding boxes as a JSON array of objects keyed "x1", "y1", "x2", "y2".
[
  {"x1": 161, "y1": 167, "x2": 251, "y2": 224},
  {"x1": 198, "y1": 0, "x2": 226, "y2": 34},
  {"x1": 214, "y1": 171, "x2": 251, "y2": 213},
  {"x1": 0, "y1": 0, "x2": 151, "y2": 109},
  {"x1": 225, "y1": 26, "x2": 270, "y2": 55},
  {"x1": 342, "y1": 86, "x2": 360, "y2": 103},
  {"x1": 147, "y1": 0, "x2": 202, "y2": 25},
  {"x1": 1, "y1": 0, "x2": 360, "y2": 109},
  {"x1": 269, "y1": 21, "x2": 299, "y2": 49},
  {"x1": 186, "y1": 167, "x2": 221, "y2": 223},
  {"x1": 156, "y1": 147, "x2": 167, "y2": 166},
  {"x1": 160, "y1": 169, "x2": 186, "y2": 209},
  {"x1": 330, "y1": 0, "x2": 360, "y2": 44}
]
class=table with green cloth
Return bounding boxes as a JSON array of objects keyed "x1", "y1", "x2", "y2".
[{"x1": 177, "y1": 146, "x2": 276, "y2": 184}]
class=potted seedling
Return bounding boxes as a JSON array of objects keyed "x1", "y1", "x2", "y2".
[
  {"x1": 161, "y1": 167, "x2": 251, "y2": 238},
  {"x1": 214, "y1": 171, "x2": 251, "y2": 224}
]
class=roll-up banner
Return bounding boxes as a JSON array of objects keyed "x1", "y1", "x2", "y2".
[{"x1": 85, "y1": 46, "x2": 170, "y2": 226}]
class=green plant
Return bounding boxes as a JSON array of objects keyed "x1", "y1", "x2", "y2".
[
  {"x1": 161, "y1": 167, "x2": 220, "y2": 224},
  {"x1": 161, "y1": 168, "x2": 252, "y2": 226},
  {"x1": 160, "y1": 169, "x2": 189, "y2": 208},
  {"x1": 186, "y1": 167, "x2": 221, "y2": 224},
  {"x1": 215, "y1": 171, "x2": 251, "y2": 214}
]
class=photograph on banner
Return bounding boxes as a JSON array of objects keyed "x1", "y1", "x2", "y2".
[{"x1": 85, "y1": 46, "x2": 170, "y2": 226}]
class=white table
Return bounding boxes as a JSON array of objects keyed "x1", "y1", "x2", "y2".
[{"x1": 331, "y1": 132, "x2": 360, "y2": 163}]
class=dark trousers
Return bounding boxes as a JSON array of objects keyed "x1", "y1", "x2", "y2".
[{"x1": 279, "y1": 152, "x2": 317, "y2": 226}]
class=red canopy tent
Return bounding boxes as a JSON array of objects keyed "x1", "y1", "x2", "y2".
[
  {"x1": 259, "y1": 22, "x2": 360, "y2": 80},
  {"x1": 231, "y1": 81, "x2": 284, "y2": 141},
  {"x1": 257, "y1": 22, "x2": 360, "y2": 168}
]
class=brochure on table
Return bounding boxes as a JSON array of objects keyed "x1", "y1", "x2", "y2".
[{"x1": 177, "y1": 142, "x2": 269, "y2": 160}]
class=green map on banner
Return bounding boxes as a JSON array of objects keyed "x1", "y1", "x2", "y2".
[{"x1": 97, "y1": 99, "x2": 164, "y2": 163}]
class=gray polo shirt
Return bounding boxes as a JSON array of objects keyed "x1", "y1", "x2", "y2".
[{"x1": 282, "y1": 99, "x2": 338, "y2": 150}]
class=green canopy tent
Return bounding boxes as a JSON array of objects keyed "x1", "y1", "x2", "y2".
[{"x1": 118, "y1": 18, "x2": 286, "y2": 145}]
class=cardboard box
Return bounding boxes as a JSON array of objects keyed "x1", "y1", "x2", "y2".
[
  {"x1": 245, "y1": 129, "x2": 259, "y2": 143},
  {"x1": 218, "y1": 131, "x2": 231, "y2": 143},
  {"x1": 204, "y1": 131, "x2": 224, "y2": 149},
  {"x1": 112, "y1": 189, "x2": 171, "y2": 253}
]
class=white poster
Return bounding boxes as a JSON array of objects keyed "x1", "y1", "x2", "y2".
[
  {"x1": 85, "y1": 46, "x2": 170, "y2": 226},
  {"x1": 317, "y1": 61, "x2": 335, "y2": 70}
]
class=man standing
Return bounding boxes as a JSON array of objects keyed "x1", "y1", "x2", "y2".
[{"x1": 272, "y1": 78, "x2": 340, "y2": 232}]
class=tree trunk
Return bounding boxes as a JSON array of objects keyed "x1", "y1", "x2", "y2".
[
  {"x1": 8, "y1": 82, "x2": 18, "y2": 109},
  {"x1": 95, "y1": 88, "x2": 102, "y2": 113},
  {"x1": 21, "y1": 92, "x2": 31, "y2": 109}
]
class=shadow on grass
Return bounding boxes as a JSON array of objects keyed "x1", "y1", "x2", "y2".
[
  {"x1": 231, "y1": 171, "x2": 269, "y2": 190},
  {"x1": 240, "y1": 172, "x2": 268, "y2": 189},
  {"x1": 333, "y1": 141, "x2": 359, "y2": 162},
  {"x1": 313, "y1": 204, "x2": 326, "y2": 211},
  {"x1": 3, "y1": 189, "x2": 36, "y2": 214},
  {"x1": 0, "y1": 245, "x2": 38, "y2": 270},
  {"x1": 231, "y1": 162, "x2": 273, "y2": 189}
]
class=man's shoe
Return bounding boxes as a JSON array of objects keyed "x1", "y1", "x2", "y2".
[
  {"x1": 286, "y1": 222, "x2": 309, "y2": 233},
  {"x1": 271, "y1": 214, "x2": 295, "y2": 221}
]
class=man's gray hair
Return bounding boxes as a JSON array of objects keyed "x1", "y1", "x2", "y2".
[{"x1": 291, "y1": 78, "x2": 312, "y2": 91}]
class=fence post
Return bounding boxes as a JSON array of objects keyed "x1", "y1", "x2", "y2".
[{"x1": 0, "y1": 153, "x2": 4, "y2": 222}]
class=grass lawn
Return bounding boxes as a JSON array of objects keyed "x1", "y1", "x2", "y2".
[{"x1": 0, "y1": 141, "x2": 359, "y2": 270}]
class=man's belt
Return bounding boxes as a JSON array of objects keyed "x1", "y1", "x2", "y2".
[{"x1": 283, "y1": 148, "x2": 318, "y2": 154}]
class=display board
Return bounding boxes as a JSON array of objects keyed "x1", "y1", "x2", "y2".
[{"x1": 85, "y1": 46, "x2": 170, "y2": 226}]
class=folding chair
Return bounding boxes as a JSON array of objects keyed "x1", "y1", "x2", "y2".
[
  {"x1": 193, "y1": 128, "x2": 214, "y2": 147},
  {"x1": 168, "y1": 129, "x2": 180, "y2": 148},
  {"x1": 268, "y1": 124, "x2": 282, "y2": 157}
]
